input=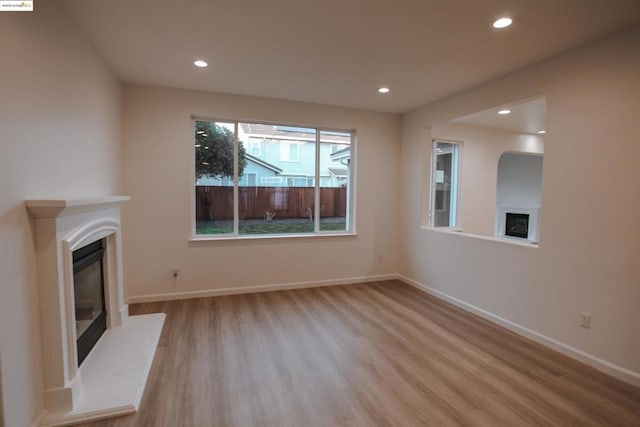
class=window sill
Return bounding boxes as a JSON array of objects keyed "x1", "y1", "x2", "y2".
[
  {"x1": 420, "y1": 227, "x2": 539, "y2": 249},
  {"x1": 189, "y1": 232, "x2": 357, "y2": 244}
]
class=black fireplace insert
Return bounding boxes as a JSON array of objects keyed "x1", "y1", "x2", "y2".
[
  {"x1": 73, "y1": 239, "x2": 107, "y2": 366},
  {"x1": 505, "y1": 213, "x2": 529, "y2": 239}
]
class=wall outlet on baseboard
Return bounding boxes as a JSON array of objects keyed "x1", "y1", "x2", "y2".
[{"x1": 580, "y1": 312, "x2": 591, "y2": 329}]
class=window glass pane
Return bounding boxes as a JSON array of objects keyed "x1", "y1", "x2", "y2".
[
  {"x1": 194, "y1": 120, "x2": 237, "y2": 235},
  {"x1": 238, "y1": 123, "x2": 316, "y2": 235},
  {"x1": 319, "y1": 130, "x2": 351, "y2": 232},
  {"x1": 432, "y1": 141, "x2": 458, "y2": 228}
]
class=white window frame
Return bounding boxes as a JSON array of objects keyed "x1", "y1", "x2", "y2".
[
  {"x1": 428, "y1": 139, "x2": 461, "y2": 229},
  {"x1": 190, "y1": 117, "x2": 356, "y2": 240}
]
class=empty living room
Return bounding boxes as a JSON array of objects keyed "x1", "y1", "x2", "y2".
[{"x1": 2, "y1": 1, "x2": 640, "y2": 426}]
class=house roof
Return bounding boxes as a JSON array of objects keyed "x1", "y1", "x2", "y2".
[
  {"x1": 245, "y1": 153, "x2": 282, "y2": 173},
  {"x1": 241, "y1": 123, "x2": 351, "y2": 144},
  {"x1": 329, "y1": 167, "x2": 348, "y2": 178},
  {"x1": 330, "y1": 147, "x2": 351, "y2": 161}
]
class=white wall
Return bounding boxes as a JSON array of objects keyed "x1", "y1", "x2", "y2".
[
  {"x1": 0, "y1": 3, "x2": 122, "y2": 426},
  {"x1": 399, "y1": 27, "x2": 640, "y2": 383},
  {"x1": 431, "y1": 124, "x2": 543, "y2": 236},
  {"x1": 121, "y1": 85, "x2": 400, "y2": 298},
  {"x1": 496, "y1": 153, "x2": 544, "y2": 211}
]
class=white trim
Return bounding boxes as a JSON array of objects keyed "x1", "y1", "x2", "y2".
[
  {"x1": 30, "y1": 410, "x2": 46, "y2": 427},
  {"x1": 189, "y1": 231, "x2": 356, "y2": 242},
  {"x1": 422, "y1": 227, "x2": 539, "y2": 249},
  {"x1": 41, "y1": 405, "x2": 135, "y2": 427},
  {"x1": 25, "y1": 197, "x2": 129, "y2": 218},
  {"x1": 314, "y1": 129, "x2": 321, "y2": 231},
  {"x1": 233, "y1": 121, "x2": 239, "y2": 236},
  {"x1": 123, "y1": 271, "x2": 639, "y2": 388},
  {"x1": 396, "y1": 274, "x2": 640, "y2": 387},
  {"x1": 126, "y1": 274, "x2": 397, "y2": 304},
  {"x1": 428, "y1": 140, "x2": 462, "y2": 228}
]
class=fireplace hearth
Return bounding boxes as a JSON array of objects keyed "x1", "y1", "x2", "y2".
[{"x1": 26, "y1": 197, "x2": 165, "y2": 426}]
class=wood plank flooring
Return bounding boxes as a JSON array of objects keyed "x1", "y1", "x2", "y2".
[{"x1": 81, "y1": 281, "x2": 640, "y2": 426}]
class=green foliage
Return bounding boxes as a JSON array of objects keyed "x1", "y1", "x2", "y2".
[{"x1": 195, "y1": 121, "x2": 246, "y2": 179}]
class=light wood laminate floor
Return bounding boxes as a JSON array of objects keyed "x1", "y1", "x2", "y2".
[{"x1": 81, "y1": 281, "x2": 640, "y2": 426}]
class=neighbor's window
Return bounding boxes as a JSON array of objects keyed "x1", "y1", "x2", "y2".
[
  {"x1": 194, "y1": 120, "x2": 354, "y2": 237},
  {"x1": 280, "y1": 141, "x2": 300, "y2": 162},
  {"x1": 429, "y1": 140, "x2": 460, "y2": 228},
  {"x1": 249, "y1": 140, "x2": 261, "y2": 157}
]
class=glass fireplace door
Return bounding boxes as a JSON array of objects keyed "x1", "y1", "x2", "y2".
[{"x1": 73, "y1": 239, "x2": 107, "y2": 366}]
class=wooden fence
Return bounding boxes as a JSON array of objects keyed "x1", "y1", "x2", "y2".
[{"x1": 196, "y1": 186, "x2": 346, "y2": 221}]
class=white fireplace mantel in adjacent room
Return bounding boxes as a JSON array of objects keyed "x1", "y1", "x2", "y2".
[{"x1": 26, "y1": 197, "x2": 165, "y2": 427}]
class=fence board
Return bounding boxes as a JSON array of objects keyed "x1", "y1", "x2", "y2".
[{"x1": 196, "y1": 186, "x2": 346, "y2": 221}]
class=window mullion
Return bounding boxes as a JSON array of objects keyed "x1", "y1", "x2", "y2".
[
  {"x1": 233, "y1": 121, "x2": 239, "y2": 235},
  {"x1": 314, "y1": 129, "x2": 321, "y2": 233}
]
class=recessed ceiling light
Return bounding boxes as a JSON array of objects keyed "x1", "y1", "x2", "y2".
[
  {"x1": 195, "y1": 144, "x2": 201, "y2": 148},
  {"x1": 493, "y1": 17, "x2": 513, "y2": 29},
  {"x1": 537, "y1": 130, "x2": 546, "y2": 134},
  {"x1": 194, "y1": 60, "x2": 208, "y2": 68},
  {"x1": 378, "y1": 87, "x2": 390, "y2": 94},
  {"x1": 498, "y1": 109, "x2": 511, "y2": 115},
  {"x1": 202, "y1": 162, "x2": 209, "y2": 165},
  {"x1": 196, "y1": 130, "x2": 205, "y2": 135},
  {"x1": 201, "y1": 133, "x2": 208, "y2": 137}
]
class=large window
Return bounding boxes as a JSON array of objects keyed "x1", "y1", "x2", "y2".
[
  {"x1": 194, "y1": 120, "x2": 355, "y2": 237},
  {"x1": 429, "y1": 140, "x2": 460, "y2": 228}
]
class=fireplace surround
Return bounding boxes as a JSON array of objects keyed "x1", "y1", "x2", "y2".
[{"x1": 26, "y1": 197, "x2": 165, "y2": 426}]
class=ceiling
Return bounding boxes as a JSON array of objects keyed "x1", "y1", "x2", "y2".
[
  {"x1": 60, "y1": 0, "x2": 640, "y2": 113},
  {"x1": 452, "y1": 97, "x2": 546, "y2": 134}
]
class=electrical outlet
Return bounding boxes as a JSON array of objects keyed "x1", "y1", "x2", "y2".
[{"x1": 580, "y1": 312, "x2": 591, "y2": 329}]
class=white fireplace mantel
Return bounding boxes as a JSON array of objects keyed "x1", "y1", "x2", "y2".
[
  {"x1": 26, "y1": 197, "x2": 164, "y2": 426},
  {"x1": 26, "y1": 196, "x2": 131, "y2": 218}
]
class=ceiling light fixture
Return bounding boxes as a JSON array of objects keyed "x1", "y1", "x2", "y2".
[
  {"x1": 537, "y1": 130, "x2": 546, "y2": 134},
  {"x1": 498, "y1": 109, "x2": 511, "y2": 115},
  {"x1": 195, "y1": 144, "x2": 201, "y2": 147},
  {"x1": 378, "y1": 87, "x2": 390, "y2": 94},
  {"x1": 196, "y1": 130, "x2": 205, "y2": 135},
  {"x1": 194, "y1": 60, "x2": 208, "y2": 68},
  {"x1": 493, "y1": 17, "x2": 513, "y2": 29}
]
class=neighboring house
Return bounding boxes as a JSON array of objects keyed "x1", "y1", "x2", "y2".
[{"x1": 196, "y1": 123, "x2": 351, "y2": 187}]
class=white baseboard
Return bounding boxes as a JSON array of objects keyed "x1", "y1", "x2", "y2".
[
  {"x1": 124, "y1": 272, "x2": 640, "y2": 387},
  {"x1": 396, "y1": 274, "x2": 640, "y2": 387},
  {"x1": 125, "y1": 274, "x2": 397, "y2": 304}
]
